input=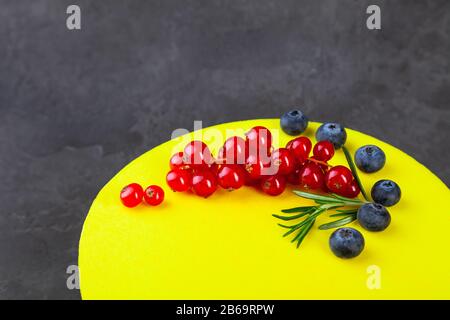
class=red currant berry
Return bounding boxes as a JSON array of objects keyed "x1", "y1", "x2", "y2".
[
  {"x1": 286, "y1": 137, "x2": 312, "y2": 164},
  {"x1": 120, "y1": 183, "x2": 144, "y2": 208},
  {"x1": 219, "y1": 136, "x2": 247, "y2": 165},
  {"x1": 271, "y1": 148, "x2": 296, "y2": 175},
  {"x1": 299, "y1": 163, "x2": 325, "y2": 190},
  {"x1": 313, "y1": 140, "x2": 335, "y2": 162},
  {"x1": 339, "y1": 180, "x2": 360, "y2": 198},
  {"x1": 183, "y1": 140, "x2": 213, "y2": 167},
  {"x1": 166, "y1": 169, "x2": 192, "y2": 192},
  {"x1": 324, "y1": 165, "x2": 354, "y2": 194},
  {"x1": 240, "y1": 164, "x2": 259, "y2": 186},
  {"x1": 143, "y1": 185, "x2": 165, "y2": 206},
  {"x1": 245, "y1": 126, "x2": 272, "y2": 157},
  {"x1": 261, "y1": 175, "x2": 287, "y2": 196},
  {"x1": 169, "y1": 152, "x2": 188, "y2": 170},
  {"x1": 217, "y1": 165, "x2": 245, "y2": 190},
  {"x1": 244, "y1": 154, "x2": 269, "y2": 180},
  {"x1": 192, "y1": 170, "x2": 217, "y2": 198}
]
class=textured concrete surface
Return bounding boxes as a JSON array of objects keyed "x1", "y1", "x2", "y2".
[{"x1": 0, "y1": 0, "x2": 449, "y2": 299}]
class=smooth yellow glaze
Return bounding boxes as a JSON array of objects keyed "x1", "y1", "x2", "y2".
[{"x1": 79, "y1": 119, "x2": 450, "y2": 299}]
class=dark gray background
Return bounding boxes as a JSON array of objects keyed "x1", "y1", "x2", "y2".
[{"x1": 0, "y1": 0, "x2": 449, "y2": 299}]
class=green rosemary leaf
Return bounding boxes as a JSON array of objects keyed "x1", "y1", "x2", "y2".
[
  {"x1": 272, "y1": 211, "x2": 311, "y2": 221},
  {"x1": 283, "y1": 223, "x2": 304, "y2": 237},
  {"x1": 281, "y1": 206, "x2": 316, "y2": 213},
  {"x1": 329, "y1": 211, "x2": 358, "y2": 217},
  {"x1": 296, "y1": 219, "x2": 315, "y2": 248},
  {"x1": 342, "y1": 146, "x2": 369, "y2": 201},
  {"x1": 318, "y1": 215, "x2": 357, "y2": 230},
  {"x1": 331, "y1": 193, "x2": 364, "y2": 204},
  {"x1": 335, "y1": 209, "x2": 357, "y2": 213},
  {"x1": 292, "y1": 190, "x2": 343, "y2": 203}
]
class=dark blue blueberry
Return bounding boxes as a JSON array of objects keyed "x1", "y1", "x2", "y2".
[
  {"x1": 329, "y1": 227, "x2": 365, "y2": 259},
  {"x1": 280, "y1": 110, "x2": 309, "y2": 135},
  {"x1": 315, "y1": 122, "x2": 347, "y2": 149},
  {"x1": 371, "y1": 179, "x2": 401, "y2": 207},
  {"x1": 357, "y1": 203, "x2": 391, "y2": 232},
  {"x1": 354, "y1": 145, "x2": 386, "y2": 173}
]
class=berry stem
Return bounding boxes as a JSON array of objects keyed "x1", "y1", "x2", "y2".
[
  {"x1": 306, "y1": 157, "x2": 332, "y2": 167},
  {"x1": 342, "y1": 146, "x2": 369, "y2": 201}
]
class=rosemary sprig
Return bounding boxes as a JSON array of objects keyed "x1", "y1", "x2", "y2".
[
  {"x1": 342, "y1": 146, "x2": 369, "y2": 201},
  {"x1": 273, "y1": 191, "x2": 365, "y2": 248}
]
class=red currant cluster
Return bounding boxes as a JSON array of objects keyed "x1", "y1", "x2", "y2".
[
  {"x1": 287, "y1": 137, "x2": 361, "y2": 198},
  {"x1": 166, "y1": 126, "x2": 360, "y2": 198},
  {"x1": 120, "y1": 183, "x2": 164, "y2": 208}
]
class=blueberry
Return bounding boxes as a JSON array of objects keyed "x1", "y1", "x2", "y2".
[
  {"x1": 329, "y1": 227, "x2": 365, "y2": 259},
  {"x1": 280, "y1": 110, "x2": 309, "y2": 135},
  {"x1": 357, "y1": 203, "x2": 391, "y2": 232},
  {"x1": 354, "y1": 145, "x2": 386, "y2": 173},
  {"x1": 371, "y1": 179, "x2": 401, "y2": 207},
  {"x1": 315, "y1": 123, "x2": 347, "y2": 149}
]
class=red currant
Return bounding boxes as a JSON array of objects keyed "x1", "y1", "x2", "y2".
[
  {"x1": 240, "y1": 164, "x2": 259, "y2": 186},
  {"x1": 183, "y1": 140, "x2": 213, "y2": 167},
  {"x1": 313, "y1": 140, "x2": 335, "y2": 162},
  {"x1": 192, "y1": 170, "x2": 218, "y2": 198},
  {"x1": 339, "y1": 180, "x2": 360, "y2": 198},
  {"x1": 166, "y1": 169, "x2": 192, "y2": 192},
  {"x1": 286, "y1": 137, "x2": 312, "y2": 164},
  {"x1": 144, "y1": 185, "x2": 165, "y2": 206},
  {"x1": 120, "y1": 183, "x2": 144, "y2": 207},
  {"x1": 244, "y1": 154, "x2": 269, "y2": 180},
  {"x1": 217, "y1": 165, "x2": 245, "y2": 190},
  {"x1": 219, "y1": 136, "x2": 247, "y2": 165},
  {"x1": 324, "y1": 165, "x2": 354, "y2": 194},
  {"x1": 246, "y1": 126, "x2": 272, "y2": 157},
  {"x1": 299, "y1": 163, "x2": 325, "y2": 190},
  {"x1": 169, "y1": 152, "x2": 188, "y2": 170},
  {"x1": 261, "y1": 175, "x2": 287, "y2": 196},
  {"x1": 271, "y1": 148, "x2": 296, "y2": 175}
]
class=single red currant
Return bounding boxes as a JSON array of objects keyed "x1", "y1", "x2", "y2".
[
  {"x1": 240, "y1": 164, "x2": 259, "y2": 186},
  {"x1": 166, "y1": 169, "x2": 192, "y2": 192},
  {"x1": 245, "y1": 126, "x2": 272, "y2": 157},
  {"x1": 271, "y1": 148, "x2": 296, "y2": 175},
  {"x1": 244, "y1": 154, "x2": 269, "y2": 180},
  {"x1": 217, "y1": 165, "x2": 245, "y2": 190},
  {"x1": 169, "y1": 152, "x2": 188, "y2": 170},
  {"x1": 324, "y1": 165, "x2": 354, "y2": 194},
  {"x1": 192, "y1": 170, "x2": 218, "y2": 198},
  {"x1": 313, "y1": 140, "x2": 335, "y2": 162},
  {"x1": 261, "y1": 175, "x2": 287, "y2": 196},
  {"x1": 219, "y1": 136, "x2": 247, "y2": 165},
  {"x1": 143, "y1": 185, "x2": 165, "y2": 206},
  {"x1": 286, "y1": 136, "x2": 312, "y2": 164},
  {"x1": 183, "y1": 140, "x2": 214, "y2": 167},
  {"x1": 299, "y1": 163, "x2": 325, "y2": 190},
  {"x1": 339, "y1": 180, "x2": 361, "y2": 198},
  {"x1": 120, "y1": 183, "x2": 144, "y2": 208}
]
